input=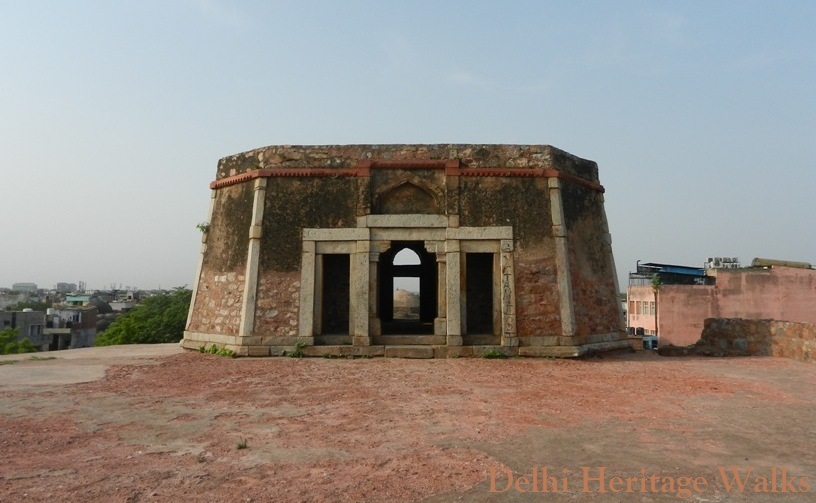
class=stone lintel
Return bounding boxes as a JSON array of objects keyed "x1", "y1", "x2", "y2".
[
  {"x1": 304, "y1": 228, "x2": 370, "y2": 241},
  {"x1": 460, "y1": 240, "x2": 500, "y2": 253},
  {"x1": 366, "y1": 214, "x2": 448, "y2": 228},
  {"x1": 447, "y1": 226, "x2": 513, "y2": 240},
  {"x1": 315, "y1": 241, "x2": 356, "y2": 254},
  {"x1": 370, "y1": 228, "x2": 446, "y2": 242}
]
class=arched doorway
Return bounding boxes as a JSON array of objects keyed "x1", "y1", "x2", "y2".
[{"x1": 378, "y1": 241, "x2": 437, "y2": 335}]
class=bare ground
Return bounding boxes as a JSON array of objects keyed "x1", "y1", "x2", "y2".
[{"x1": 0, "y1": 347, "x2": 814, "y2": 502}]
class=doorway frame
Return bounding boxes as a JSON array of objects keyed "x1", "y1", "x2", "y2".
[{"x1": 298, "y1": 216, "x2": 517, "y2": 348}]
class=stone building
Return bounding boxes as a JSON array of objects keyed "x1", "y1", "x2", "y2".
[{"x1": 183, "y1": 145, "x2": 627, "y2": 357}]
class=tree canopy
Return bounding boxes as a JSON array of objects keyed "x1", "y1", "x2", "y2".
[
  {"x1": 0, "y1": 328, "x2": 37, "y2": 355},
  {"x1": 95, "y1": 288, "x2": 191, "y2": 346}
]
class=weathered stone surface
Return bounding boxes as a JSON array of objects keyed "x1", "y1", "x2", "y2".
[
  {"x1": 698, "y1": 318, "x2": 815, "y2": 361},
  {"x1": 660, "y1": 318, "x2": 816, "y2": 362},
  {"x1": 384, "y1": 346, "x2": 434, "y2": 359},
  {"x1": 185, "y1": 145, "x2": 624, "y2": 357}
]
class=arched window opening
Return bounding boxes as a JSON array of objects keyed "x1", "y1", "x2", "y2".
[
  {"x1": 378, "y1": 242, "x2": 437, "y2": 335},
  {"x1": 393, "y1": 248, "x2": 421, "y2": 320}
]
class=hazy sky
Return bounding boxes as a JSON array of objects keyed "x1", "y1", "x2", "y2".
[{"x1": 1, "y1": 1, "x2": 814, "y2": 291}]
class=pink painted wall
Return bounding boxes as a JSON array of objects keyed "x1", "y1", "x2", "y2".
[
  {"x1": 657, "y1": 285, "x2": 717, "y2": 347},
  {"x1": 712, "y1": 267, "x2": 816, "y2": 323},
  {"x1": 628, "y1": 266, "x2": 816, "y2": 347},
  {"x1": 626, "y1": 286, "x2": 657, "y2": 334}
]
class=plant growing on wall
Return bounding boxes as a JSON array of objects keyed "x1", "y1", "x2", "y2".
[{"x1": 195, "y1": 222, "x2": 210, "y2": 233}]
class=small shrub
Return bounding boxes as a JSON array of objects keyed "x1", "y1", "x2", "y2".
[
  {"x1": 287, "y1": 341, "x2": 307, "y2": 358},
  {"x1": 482, "y1": 349, "x2": 509, "y2": 359},
  {"x1": 199, "y1": 344, "x2": 236, "y2": 358},
  {"x1": 236, "y1": 438, "x2": 248, "y2": 450}
]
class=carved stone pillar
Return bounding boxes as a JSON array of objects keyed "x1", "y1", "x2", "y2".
[
  {"x1": 368, "y1": 241, "x2": 390, "y2": 338},
  {"x1": 423, "y1": 240, "x2": 448, "y2": 338},
  {"x1": 500, "y1": 240, "x2": 518, "y2": 347},
  {"x1": 351, "y1": 241, "x2": 370, "y2": 346},
  {"x1": 298, "y1": 240, "x2": 316, "y2": 344},
  {"x1": 445, "y1": 239, "x2": 463, "y2": 346}
]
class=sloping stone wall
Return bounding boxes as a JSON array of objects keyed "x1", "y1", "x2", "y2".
[
  {"x1": 185, "y1": 144, "x2": 627, "y2": 357},
  {"x1": 699, "y1": 318, "x2": 815, "y2": 362}
]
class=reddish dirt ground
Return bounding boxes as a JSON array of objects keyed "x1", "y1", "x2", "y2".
[{"x1": 1, "y1": 348, "x2": 814, "y2": 502}]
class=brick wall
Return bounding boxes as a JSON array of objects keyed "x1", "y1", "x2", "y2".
[{"x1": 699, "y1": 318, "x2": 816, "y2": 362}]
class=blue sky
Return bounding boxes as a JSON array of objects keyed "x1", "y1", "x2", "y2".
[{"x1": 1, "y1": 1, "x2": 814, "y2": 291}]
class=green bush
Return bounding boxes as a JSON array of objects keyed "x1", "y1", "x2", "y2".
[
  {"x1": 0, "y1": 328, "x2": 37, "y2": 355},
  {"x1": 198, "y1": 344, "x2": 236, "y2": 358},
  {"x1": 95, "y1": 287, "x2": 191, "y2": 346}
]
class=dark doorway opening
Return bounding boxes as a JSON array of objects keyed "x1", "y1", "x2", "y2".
[
  {"x1": 378, "y1": 242, "x2": 436, "y2": 335},
  {"x1": 464, "y1": 253, "x2": 496, "y2": 340},
  {"x1": 320, "y1": 254, "x2": 350, "y2": 336}
]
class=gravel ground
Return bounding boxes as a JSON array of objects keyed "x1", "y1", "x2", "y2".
[{"x1": 1, "y1": 347, "x2": 814, "y2": 502}]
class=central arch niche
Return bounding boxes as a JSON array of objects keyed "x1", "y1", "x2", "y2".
[{"x1": 378, "y1": 241, "x2": 437, "y2": 335}]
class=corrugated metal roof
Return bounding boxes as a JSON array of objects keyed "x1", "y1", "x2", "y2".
[{"x1": 638, "y1": 262, "x2": 706, "y2": 277}]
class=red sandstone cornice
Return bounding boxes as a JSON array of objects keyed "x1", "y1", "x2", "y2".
[
  {"x1": 209, "y1": 168, "x2": 359, "y2": 189},
  {"x1": 209, "y1": 159, "x2": 604, "y2": 193}
]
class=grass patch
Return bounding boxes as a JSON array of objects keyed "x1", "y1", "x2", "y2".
[
  {"x1": 29, "y1": 356, "x2": 57, "y2": 361},
  {"x1": 0, "y1": 360, "x2": 19, "y2": 366},
  {"x1": 286, "y1": 342, "x2": 307, "y2": 358},
  {"x1": 482, "y1": 349, "x2": 509, "y2": 359},
  {"x1": 198, "y1": 344, "x2": 237, "y2": 358}
]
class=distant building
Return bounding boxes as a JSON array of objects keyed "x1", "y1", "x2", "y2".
[
  {"x1": 109, "y1": 301, "x2": 134, "y2": 312},
  {"x1": 0, "y1": 292, "x2": 32, "y2": 310},
  {"x1": 11, "y1": 283, "x2": 38, "y2": 293},
  {"x1": 45, "y1": 306, "x2": 98, "y2": 349},
  {"x1": 65, "y1": 294, "x2": 91, "y2": 306},
  {"x1": 0, "y1": 310, "x2": 48, "y2": 351},
  {"x1": 628, "y1": 258, "x2": 816, "y2": 347},
  {"x1": 55, "y1": 282, "x2": 78, "y2": 294},
  {"x1": 393, "y1": 289, "x2": 420, "y2": 320}
]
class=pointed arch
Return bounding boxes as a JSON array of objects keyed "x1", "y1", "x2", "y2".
[{"x1": 373, "y1": 176, "x2": 444, "y2": 215}]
